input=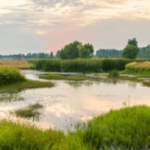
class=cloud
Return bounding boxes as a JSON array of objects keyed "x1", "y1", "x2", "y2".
[{"x1": 0, "y1": 0, "x2": 150, "y2": 54}]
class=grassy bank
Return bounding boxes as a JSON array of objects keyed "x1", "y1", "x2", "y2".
[
  {"x1": 32, "y1": 58, "x2": 132, "y2": 73},
  {"x1": 39, "y1": 74, "x2": 86, "y2": 81},
  {"x1": 0, "y1": 66, "x2": 54, "y2": 92},
  {"x1": 0, "y1": 80, "x2": 54, "y2": 92},
  {"x1": 1, "y1": 105, "x2": 150, "y2": 149}
]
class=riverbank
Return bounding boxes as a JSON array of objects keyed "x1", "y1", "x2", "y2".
[{"x1": 1, "y1": 105, "x2": 150, "y2": 150}]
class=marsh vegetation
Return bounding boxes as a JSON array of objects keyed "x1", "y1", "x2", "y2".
[
  {"x1": 39, "y1": 74, "x2": 87, "y2": 81},
  {"x1": 13, "y1": 103, "x2": 43, "y2": 120},
  {"x1": 1, "y1": 106, "x2": 150, "y2": 150}
]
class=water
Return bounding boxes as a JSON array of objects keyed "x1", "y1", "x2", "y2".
[{"x1": 0, "y1": 70, "x2": 150, "y2": 131}]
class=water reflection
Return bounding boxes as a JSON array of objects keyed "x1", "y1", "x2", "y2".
[{"x1": 0, "y1": 92, "x2": 24, "y2": 102}]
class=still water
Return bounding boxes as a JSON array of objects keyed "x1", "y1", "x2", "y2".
[{"x1": 0, "y1": 70, "x2": 150, "y2": 131}]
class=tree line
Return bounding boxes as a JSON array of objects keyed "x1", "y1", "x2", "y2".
[
  {"x1": 0, "y1": 52, "x2": 54, "y2": 59},
  {"x1": 0, "y1": 38, "x2": 149, "y2": 60}
]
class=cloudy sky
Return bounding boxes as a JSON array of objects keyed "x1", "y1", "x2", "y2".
[{"x1": 0, "y1": 0, "x2": 150, "y2": 54}]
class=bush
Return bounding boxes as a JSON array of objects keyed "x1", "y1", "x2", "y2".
[
  {"x1": 0, "y1": 66, "x2": 25, "y2": 85},
  {"x1": 109, "y1": 70, "x2": 119, "y2": 77}
]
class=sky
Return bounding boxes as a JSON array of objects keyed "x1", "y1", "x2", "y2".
[{"x1": 0, "y1": 0, "x2": 150, "y2": 55}]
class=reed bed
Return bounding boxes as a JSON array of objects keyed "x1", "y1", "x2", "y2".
[{"x1": 34, "y1": 58, "x2": 131, "y2": 72}]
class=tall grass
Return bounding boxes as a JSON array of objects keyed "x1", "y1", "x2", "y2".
[
  {"x1": 125, "y1": 61, "x2": 150, "y2": 73},
  {"x1": 82, "y1": 105, "x2": 150, "y2": 149},
  {"x1": 0, "y1": 66, "x2": 25, "y2": 85},
  {"x1": 1, "y1": 106, "x2": 150, "y2": 149},
  {"x1": 34, "y1": 58, "x2": 131, "y2": 72}
]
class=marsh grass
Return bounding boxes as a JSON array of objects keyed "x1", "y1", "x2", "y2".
[
  {"x1": 0, "y1": 80, "x2": 54, "y2": 92},
  {"x1": 81, "y1": 105, "x2": 150, "y2": 149},
  {"x1": 2, "y1": 105, "x2": 150, "y2": 150},
  {"x1": 108, "y1": 70, "x2": 119, "y2": 78},
  {"x1": 0, "y1": 66, "x2": 26, "y2": 85},
  {"x1": 125, "y1": 61, "x2": 150, "y2": 73},
  {"x1": 14, "y1": 103, "x2": 43, "y2": 120},
  {"x1": 39, "y1": 74, "x2": 86, "y2": 81}
]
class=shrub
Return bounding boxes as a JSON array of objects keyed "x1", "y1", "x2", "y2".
[
  {"x1": 0, "y1": 66, "x2": 25, "y2": 85},
  {"x1": 109, "y1": 70, "x2": 119, "y2": 77}
]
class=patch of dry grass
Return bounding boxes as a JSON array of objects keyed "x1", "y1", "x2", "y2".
[
  {"x1": 126, "y1": 61, "x2": 150, "y2": 72},
  {"x1": 0, "y1": 60, "x2": 31, "y2": 69}
]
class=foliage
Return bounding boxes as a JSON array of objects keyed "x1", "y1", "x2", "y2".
[
  {"x1": 39, "y1": 74, "x2": 86, "y2": 81},
  {"x1": 0, "y1": 66, "x2": 25, "y2": 85},
  {"x1": 96, "y1": 49, "x2": 122, "y2": 58},
  {"x1": 59, "y1": 41, "x2": 94, "y2": 59},
  {"x1": 1, "y1": 105, "x2": 150, "y2": 149},
  {"x1": 82, "y1": 105, "x2": 150, "y2": 149},
  {"x1": 109, "y1": 70, "x2": 119, "y2": 77},
  {"x1": 128, "y1": 38, "x2": 138, "y2": 47},
  {"x1": 80, "y1": 43, "x2": 94, "y2": 58},
  {"x1": 0, "y1": 119, "x2": 65, "y2": 150},
  {"x1": 137, "y1": 45, "x2": 150, "y2": 59},
  {"x1": 122, "y1": 45, "x2": 139, "y2": 59},
  {"x1": 0, "y1": 52, "x2": 56, "y2": 59},
  {"x1": 50, "y1": 52, "x2": 53, "y2": 58}
]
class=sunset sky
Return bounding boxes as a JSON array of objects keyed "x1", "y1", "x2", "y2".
[{"x1": 0, "y1": 0, "x2": 150, "y2": 54}]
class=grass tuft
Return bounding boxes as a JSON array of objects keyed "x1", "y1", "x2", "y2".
[{"x1": 14, "y1": 103, "x2": 43, "y2": 119}]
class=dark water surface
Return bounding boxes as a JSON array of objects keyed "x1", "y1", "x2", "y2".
[{"x1": 0, "y1": 70, "x2": 150, "y2": 131}]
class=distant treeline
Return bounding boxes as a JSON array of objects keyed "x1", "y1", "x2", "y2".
[
  {"x1": 96, "y1": 45, "x2": 150, "y2": 59},
  {"x1": 0, "y1": 52, "x2": 56, "y2": 59},
  {"x1": 0, "y1": 45, "x2": 150, "y2": 60},
  {"x1": 96, "y1": 49, "x2": 122, "y2": 58}
]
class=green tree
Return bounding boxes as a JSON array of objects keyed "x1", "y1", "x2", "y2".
[
  {"x1": 50, "y1": 52, "x2": 53, "y2": 58},
  {"x1": 122, "y1": 45, "x2": 139, "y2": 59},
  {"x1": 79, "y1": 43, "x2": 94, "y2": 58},
  {"x1": 60, "y1": 41, "x2": 82, "y2": 59},
  {"x1": 56, "y1": 50, "x2": 60, "y2": 58},
  {"x1": 128, "y1": 38, "x2": 138, "y2": 47},
  {"x1": 59, "y1": 49, "x2": 67, "y2": 59}
]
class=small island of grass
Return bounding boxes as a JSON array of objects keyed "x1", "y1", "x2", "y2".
[
  {"x1": 39, "y1": 74, "x2": 87, "y2": 81},
  {"x1": 0, "y1": 66, "x2": 54, "y2": 92}
]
